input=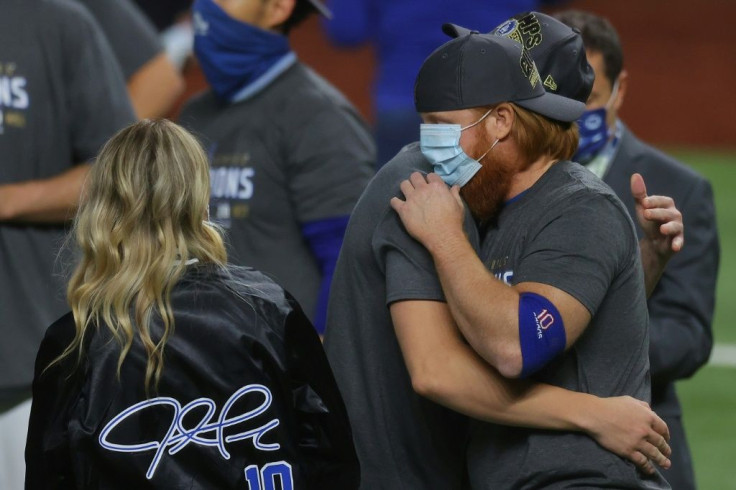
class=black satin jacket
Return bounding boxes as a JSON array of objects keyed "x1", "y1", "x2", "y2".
[{"x1": 25, "y1": 265, "x2": 359, "y2": 489}]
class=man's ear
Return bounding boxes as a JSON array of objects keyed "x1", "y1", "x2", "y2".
[
  {"x1": 489, "y1": 103, "x2": 515, "y2": 141},
  {"x1": 611, "y1": 69, "x2": 628, "y2": 114},
  {"x1": 263, "y1": 0, "x2": 296, "y2": 30}
]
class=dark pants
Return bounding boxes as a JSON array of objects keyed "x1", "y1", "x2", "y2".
[{"x1": 660, "y1": 414, "x2": 696, "y2": 489}]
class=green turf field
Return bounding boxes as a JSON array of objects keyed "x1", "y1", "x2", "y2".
[{"x1": 666, "y1": 149, "x2": 736, "y2": 489}]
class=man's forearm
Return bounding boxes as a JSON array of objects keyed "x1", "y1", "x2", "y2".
[
  {"x1": 423, "y1": 332, "x2": 598, "y2": 431},
  {"x1": 128, "y1": 53, "x2": 184, "y2": 120},
  {"x1": 426, "y1": 231, "x2": 521, "y2": 375},
  {"x1": 639, "y1": 238, "x2": 666, "y2": 297},
  {"x1": 0, "y1": 163, "x2": 90, "y2": 223},
  {"x1": 392, "y1": 299, "x2": 671, "y2": 473}
]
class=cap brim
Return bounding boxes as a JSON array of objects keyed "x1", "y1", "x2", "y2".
[
  {"x1": 515, "y1": 91, "x2": 585, "y2": 122},
  {"x1": 308, "y1": 0, "x2": 332, "y2": 19},
  {"x1": 442, "y1": 23, "x2": 475, "y2": 38}
]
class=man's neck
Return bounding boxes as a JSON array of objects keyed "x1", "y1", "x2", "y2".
[{"x1": 505, "y1": 155, "x2": 557, "y2": 201}]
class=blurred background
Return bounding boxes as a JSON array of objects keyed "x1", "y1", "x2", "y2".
[{"x1": 153, "y1": 0, "x2": 736, "y2": 487}]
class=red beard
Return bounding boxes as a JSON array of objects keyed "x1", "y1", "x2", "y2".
[{"x1": 460, "y1": 145, "x2": 519, "y2": 224}]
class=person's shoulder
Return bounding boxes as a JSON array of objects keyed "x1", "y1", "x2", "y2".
[
  {"x1": 192, "y1": 264, "x2": 293, "y2": 312},
  {"x1": 620, "y1": 126, "x2": 708, "y2": 185},
  {"x1": 276, "y1": 62, "x2": 360, "y2": 116},
  {"x1": 547, "y1": 160, "x2": 613, "y2": 196},
  {"x1": 37, "y1": 311, "x2": 77, "y2": 363},
  {"x1": 285, "y1": 63, "x2": 344, "y2": 100},
  {"x1": 359, "y1": 143, "x2": 427, "y2": 198},
  {"x1": 545, "y1": 161, "x2": 630, "y2": 217},
  {"x1": 380, "y1": 142, "x2": 428, "y2": 176},
  {"x1": 222, "y1": 264, "x2": 285, "y2": 294},
  {"x1": 345, "y1": 143, "x2": 429, "y2": 233},
  {"x1": 46, "y1": 311, "x2": 76, "y2": 342},
  {"x1": 179, "y1": 89, "x2": 222, "y2": 122},
  {"x1": 37, "y1": 0, "x2": 98, "y2": 31},
  {"x1": 21, "y1": 0, "x2": 108, "y2": 56}
]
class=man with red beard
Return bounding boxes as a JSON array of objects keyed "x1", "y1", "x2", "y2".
[
  {"x1": 391, "y1": 27, "x2": 672, "y2": 489},
  {"x1": 324, "y1": 24, "x2": 677, "y2": 490}
]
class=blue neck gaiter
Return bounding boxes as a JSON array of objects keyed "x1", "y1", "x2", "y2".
[
  {"x1": 192, "y1": 0, "x2": 291, "y2": 101},
  {"x1": 573, "y1": 107, "x2": 609, "y2": 164},
  {"x1": 573, "y1": 78, "x2": 620, "y2": 164}
]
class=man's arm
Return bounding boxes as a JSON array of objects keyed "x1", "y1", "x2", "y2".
[
  {"x1": 391, "y1": 299, "x2": 671, "y2": 474},
  {"x1": 288, "y1": 103, "x2": 375, "y2": 331},
  {"x1": 0, "y1": 163, "x2": 90, "y2": 223},
  {"x1": 25, "y1": 315, "x2": 78, "y2": 488},
  {"x1": 391, "y1": 173, "x2": 593, "y2": 377},
  {"x1": 391, "y1": 172, "x2": 686, "y2": 376},
  {"x1": 77, "y1": 0, "x2": 183, "y2": 119},
  {"x1": 6, "y1": 1, "x2": 137, "y2": 225},
  {"x1": 127, "y1": 52, "x2": 185, "y2": 119},
  {"x1": 631, "y1": 173, "x2": 684, "y2": 297}
]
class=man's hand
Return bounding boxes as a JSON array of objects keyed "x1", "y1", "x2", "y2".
[
  {"x1": 633, "y1": 173, "x2": 684, "y2": 256},
  {"x1": 632, "y1": 173, "x2": 684, "y2": 296},
  {"x1": 586, "y1": 395, "x2": 672, "y2": 475},
  {"x1": 390, "y1": 172, "x2": 465, "y2": 252}
]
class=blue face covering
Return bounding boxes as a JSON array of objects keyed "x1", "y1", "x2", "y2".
[
  {"x1": 573, "y1": 107, "x2": 608, "y2": 163},
  {"x1": 420, "y1": 109, "x2": 497, "y2": 187},
  {"x1": 192, "y1": 0, "x2": 291, "y2": 101},
  {"x1": 573, "y1": 78, "x2": 620, "y2": 164}
]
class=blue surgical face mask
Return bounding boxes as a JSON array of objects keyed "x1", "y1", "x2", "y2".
[
  {"x1": 573, "y1": 78, "x2": 620, "y2": 163},
  {"x1": 420, "y1": 109, "x2": 499, "y2": 187},
  {"x1": 192, "y1": 0, "x2": 291, "y2": 101}
]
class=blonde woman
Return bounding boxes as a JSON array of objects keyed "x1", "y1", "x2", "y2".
[{"x1": 25, "y1": 120, "x2": 359, "y2": 489}]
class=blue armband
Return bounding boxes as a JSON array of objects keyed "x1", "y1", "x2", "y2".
[{"x1": 518, "y1": 292, "x2": 566, "y2": 378}]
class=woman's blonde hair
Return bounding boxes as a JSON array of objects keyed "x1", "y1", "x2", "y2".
[{"x1": 58, "y1": 119, "x2": 227, "y2": 394}]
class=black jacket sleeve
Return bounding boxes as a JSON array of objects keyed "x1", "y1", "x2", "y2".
[
  {"x1": 284, "y1": 298, "x2": 361, "y2": 488},
  {"x1": 25, "y1": 313, "x2": 80, "y2": 490}
]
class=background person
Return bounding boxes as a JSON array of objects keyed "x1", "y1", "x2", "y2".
[
  {"x1": 0, "y1": 1, "x2": 135, "y2": 488},
  {"x1": 179, "y1": 0, "x2": 375, "y2": 334},
  {"x1": 554, "y1": 10, "x2": 720, "y2": 489},
  {"x1": 25, "y1": 119, "x2": 359, "y2": 489}
]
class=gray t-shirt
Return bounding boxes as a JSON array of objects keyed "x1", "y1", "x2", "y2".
[
  {"x1": 324, "y1": 144, "x2": 480, "y2": 490},
  {"x1": 468, "y1": 161, "x2": 669, "y2": 489},
  {"x1": 0, "y1": 0, "x2": 135, "y2": 401},
  {"x1": 179, "y1": 62, "x2": 375, "y2": 321},
  {"x1": 75, "y1": 0, "x2": 162, "y2": 80}
]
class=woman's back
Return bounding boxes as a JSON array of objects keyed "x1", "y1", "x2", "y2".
[{"x1": 26, "y1": 264, "x2": 359, "y2": 489}]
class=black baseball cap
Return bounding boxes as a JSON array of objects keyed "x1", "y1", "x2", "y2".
[
  {"x1": 414, "y1": 30, "x2": 585, "y2": 122},
  {"x1": 304, "y1": 0, "x2": 332, "y2": 19},
  {"x1": 446, "y1": 12, "x2": 594, "y2": 103}
]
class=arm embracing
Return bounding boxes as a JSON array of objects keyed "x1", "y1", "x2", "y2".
[{"x1": 391, "y1": 299, "x2": 670, "y2": 473}]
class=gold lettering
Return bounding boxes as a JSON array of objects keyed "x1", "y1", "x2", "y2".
[
  {"x1": 5, "y1": 111, "x2": 25, "y2": 127},
  {"x1": 231, "y1": 204, "x2": 250, "y2": 219},
  {"x1": 213, "y1": 153, "x2": 250, "y2": 167}
]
